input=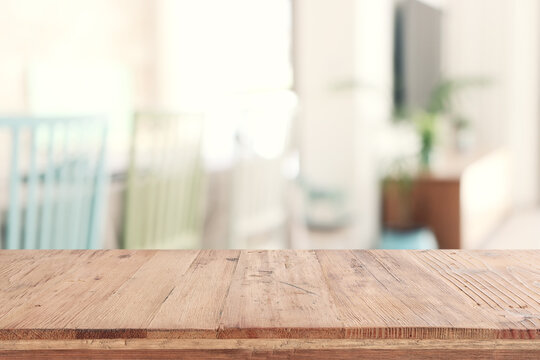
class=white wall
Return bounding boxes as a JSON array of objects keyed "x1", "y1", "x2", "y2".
[
  {"x1": 507, "y1": 0, "x2": 540, "y2": 208},
  {"x1": 443, "y1": 0, "x2": 540, "y2": 209},
  {"x1": 155, "y1": 0, "x2": 294, "y2": 168},
  {"x1": 295, "y1": 0, "x2": 394, "y2": 248},
  {"x1": 0, "y1": 0, "x2": 157, "y2": 112},
  {"x1": 353, "y1": 0, "x2": 394, "y2": 247},
  {"x1": 155, "y1": 0, "x2": 292, "y2": 110}
]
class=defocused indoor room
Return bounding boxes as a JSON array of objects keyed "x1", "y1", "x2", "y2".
[{"x1": 0, "y1": 0, "x2": 539, "y2": 251}]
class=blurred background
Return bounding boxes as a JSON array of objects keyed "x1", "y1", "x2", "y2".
[{"x1": 0, "y1": 0, "x2": 538, "y2": 250}]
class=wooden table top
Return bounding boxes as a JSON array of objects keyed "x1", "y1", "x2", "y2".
[{"x1": 1, "y1": 250, "x2": 539, "y2": 359}]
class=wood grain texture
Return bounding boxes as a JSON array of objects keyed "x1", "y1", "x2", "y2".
[
  {"x1": 0, "y1": 250, "x2": 539, "y2": 358},
  {"x1": 0, "y1": 339, "x2": 539, "y2": 359},
  {"x1": 218, "y1": 250, "x2": 344, "y2": 338},
  {"x1": 0, "y1": 349, "x2": 538, "y2": 360}
]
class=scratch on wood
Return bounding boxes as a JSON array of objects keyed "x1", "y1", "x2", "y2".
[
  {"x1": 161, "y1": 287, "x2": 175, "y2": 305},
  {"x1": 278, "y1": 281, "x2": 318, "y2": 296}
]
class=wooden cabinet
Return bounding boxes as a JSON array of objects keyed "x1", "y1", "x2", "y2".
[{"x1": 383, "y1": 149, "x2": 511, "y2": 249}]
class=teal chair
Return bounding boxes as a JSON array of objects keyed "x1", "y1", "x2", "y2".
[{"x1": 0, "y1": 116, "x2": 108, "y2": 249}]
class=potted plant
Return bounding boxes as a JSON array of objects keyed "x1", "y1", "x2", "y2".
[
  {"x1": 380, "y1": 78, "x2": 488, "y2": 249},
  {"x1": 400, "y1": 78, "x2": 489, "y2": 171},
  {"x1": 382, "y1": 158, "x2": 415, "y2": 229},
  {"x1": 380, "y1": 157, "x2": 438, "y2": 249}
]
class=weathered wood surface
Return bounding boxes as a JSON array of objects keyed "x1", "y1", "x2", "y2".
[{"x1": 0, "y1": 250, "x2": 539, "y2": 359}]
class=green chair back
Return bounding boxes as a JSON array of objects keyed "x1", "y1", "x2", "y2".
[{"x1": 123, "y1": 112, "x2": 205, "y2": 249}]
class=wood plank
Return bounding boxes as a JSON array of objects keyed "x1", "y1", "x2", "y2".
[
  {"x1": 218, "y1": 250, "x2": 344, "y2": 338},
  {"x1": 147, "y1": 249, "x2": 240, "y2": 337},
  {"x1": 63, "y1": 250, "x2": 200, "y2": 331},
  {"x1": 0, "y1": 250, "x2": 156, "y2": 338},
  {"x1": 1, "y1": 349, "x2": 538, "y2": 360},
  {"x1": 316, "y1": 250, "x2": 540, "y2": 339},
  {"x1": 1, "y1": 338, "x2": 539, "y2": 351},
  {"x1": 0, "y1": 251, "x2": 74, "y2": 295},
  {"x1": 0, "y1": 339, "x2": 539, "y2": 359},
  {"x1": 409, "y1": 250, "x2": 540, "y2": 332},
  {"x1": 0, "y1": 250, "x2": 117, "y2": 320},
  {"x1": 0, "y1": 249, "x2": 538, "y2": 358}
]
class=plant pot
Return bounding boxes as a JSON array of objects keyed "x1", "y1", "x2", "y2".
[
  {"x1": 382, "y1": 179, "x2": 416, "y2": 229},
  {"x1": 380, "y1": 227, "x2": 438, "y2": 250}
]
